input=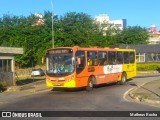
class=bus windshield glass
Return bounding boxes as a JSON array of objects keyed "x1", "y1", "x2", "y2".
[{"x1": 46, "y1": 49, "x2": 74, "y2": 76}]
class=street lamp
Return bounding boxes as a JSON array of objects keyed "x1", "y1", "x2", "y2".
[{"x1": 51, "y1": 0, "x2": 54, "y2": 48}]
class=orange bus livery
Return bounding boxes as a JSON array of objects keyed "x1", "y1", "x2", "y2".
[{"x1": 45, "y1": 46, "x2": 136, "y2": 91}]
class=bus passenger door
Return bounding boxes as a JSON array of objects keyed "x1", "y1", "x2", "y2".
[{"x1": 75, "y1": 51, "x2": 88, "y2": 87}]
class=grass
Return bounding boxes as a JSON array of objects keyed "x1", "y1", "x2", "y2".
[
  {"x1": 0, "y1": 81, "x2": 7, "y2": 93},
  {"x1": 139, "y1": 95, "x2": 149, "y2": 102}
]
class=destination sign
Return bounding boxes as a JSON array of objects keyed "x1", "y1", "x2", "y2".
[{"x1": 47, "y1": 49, "x2": 72, "y2": 54}]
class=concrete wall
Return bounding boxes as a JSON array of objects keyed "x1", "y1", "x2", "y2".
[
  {"x1": 0, "y1": 47, "x2": 23, "y2": 85},
  {"x1": 0, "y1": 47, "x2": 23, "y2": 54}
]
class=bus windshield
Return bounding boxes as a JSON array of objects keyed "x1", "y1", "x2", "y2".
[{"x1": 46, "y1": 53, "x2": 74, "y2": 76}]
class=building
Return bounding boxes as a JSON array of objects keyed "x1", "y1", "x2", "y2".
[
  {"x1": 147, "y1": 25, "x2": 160, "y2": 44},
  {"x1": 32, "y1": 13, "x2": 44, "y2": 26},
  {"x1": 0, "y1": 47, "x2": 23, "y2": 85},
  {"x1": 119, "y1": 44, "x2": 160, "y2": 63},
  {"x1": 109, "y1": 19, "x2": 127, "y2": 30},
  {"x1": 95, "y1": 14, "x2": 127, "y2": 30},
  {"x1": 95, "y1": 14, "x2": 109, "y2": 23},
  {"x1": 148, "y1": 35, "x2": 160, "y2": 44}
]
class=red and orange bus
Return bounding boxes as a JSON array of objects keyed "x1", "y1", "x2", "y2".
[{"x1": 45, "y1": 46, "x2": 136, "y2": 90}]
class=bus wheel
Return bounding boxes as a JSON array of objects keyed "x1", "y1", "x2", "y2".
[
  {"x1": 119, "y1": 73, "x2": 127, "y2": 85},
  {"x1": 86, "y1": 77, "x2": 94, "y2": 91}
]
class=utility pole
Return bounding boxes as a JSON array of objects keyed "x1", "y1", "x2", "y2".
[{"x1": 51, "y1": 0, "x2": 54, "y2": 48}]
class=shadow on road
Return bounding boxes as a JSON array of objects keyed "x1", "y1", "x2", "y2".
[
  {"x1": 135, "y1": 74, "x2": 160, "y2": 78},
  {"x1": 51, "y1": 82, "x2": 122, "y2": 93},
  {"x1": 16, "y1": 77, "x2": 45, "y2": 85}
]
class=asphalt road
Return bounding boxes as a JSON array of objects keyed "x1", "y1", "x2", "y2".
[{"x1": 0, "y1": 75, "x2": 160, "y2": 120}]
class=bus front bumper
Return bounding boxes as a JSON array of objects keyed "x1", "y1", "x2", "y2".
[{"x1": 46, "y1": 79, "x2": 76, "y2": 88}]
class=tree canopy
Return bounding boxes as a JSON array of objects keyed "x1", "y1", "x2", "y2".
[
  {"x1": 0, "y1": 11, "x2": 149, "y2": 67},
  {"x1": 113, "y1": 26, "x2": 149, "y2": 45}
]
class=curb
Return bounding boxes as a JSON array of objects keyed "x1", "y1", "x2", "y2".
[
  {"x1": 137, "y1": 71, "x2": 159, "y2": 74},
  {"x1": 6, "y1": 81, "x2": 50, "y2": 93},
  {"x1": 6, "y1": 85, "x2": 51, "y2": 93},
  {"x1": 6, "y1": 86, "x2": 19, "y2": 92},
  {"x1": 128, "y1": 86, "x2": 160, "y2": 105},
  {"x1": 129, "y1": 92, "x2": 160, "y2": 104}
]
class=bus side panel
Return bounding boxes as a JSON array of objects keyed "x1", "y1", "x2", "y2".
[
  {"x1": 94, "y1": 66, "x2": 106, "y2": 84},
  {"x1": 96, "y1": 65, "x2": 122, "y2": 84},
  {"x1": 75, "y1": 76, "x2": 89, "y2": 88},
  {"x1": 86, "y1": 66, "x2": 117, "y2": 85},
  {"x1": 103, "y1": 65, "x2": 122, "y2": 83},
  {"x1": 75, "y1": 66, "x2": 110, "y2": 87},
  {"x1": 122, "y1": 63, "x2": 136, "y2": 79},
  {"x1": 75, "y1": 67, "x2": 91, "y2": 87}
]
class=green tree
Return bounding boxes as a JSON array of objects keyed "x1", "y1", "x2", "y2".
[
  {"x1": 114, "y1": 26, "x2": 149, "y2": 45},
  {"x1": 55, "y1": 12, "x2": 107, "y2": 47},
  {"x1": 0, "y1": 13, "x2": 53, "y2": 67},
  {"x1": 0, "y1": 12, "x2": 150, "y2": 68}
]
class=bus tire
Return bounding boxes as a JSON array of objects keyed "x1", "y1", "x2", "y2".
[
  {"x1": 119, "y1": 72, "x2": 127, "y2": 85},
  {"x1": 86, "y1": 77, "x2": 94, "y2": 91}
]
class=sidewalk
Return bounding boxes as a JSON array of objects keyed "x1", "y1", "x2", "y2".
[
  {"x1": 128, "y1": 71, "x2": 160, "y2": 106},
  {"x1": 6, "y1": 80, "x2": 51, "y2": 93},
  {"x1": 129, "y1": 79, "x2": 160, "y2": 105}
]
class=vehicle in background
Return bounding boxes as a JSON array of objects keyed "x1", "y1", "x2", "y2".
[{"x1": 31, "y1": 68, "x2": 45, "y2": 77}]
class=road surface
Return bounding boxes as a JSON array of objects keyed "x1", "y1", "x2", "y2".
[{"x1": 0, "y1": 75, "x2": 160, "y2": 120}]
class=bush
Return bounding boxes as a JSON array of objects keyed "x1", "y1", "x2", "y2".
[
  {"x1": 0, "y1": 81, "x2": 7, "y2": 92},
  {"x1": 137, "y1": 63, "x2": 160, "y2": 71}
]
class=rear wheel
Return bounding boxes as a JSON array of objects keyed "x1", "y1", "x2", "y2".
[
  {"x1": 86, "y1": 77, "x2": 94, "y2": 91},
  {"x1": 119, "y1": 72, "x2": 127, "y2": 85}
]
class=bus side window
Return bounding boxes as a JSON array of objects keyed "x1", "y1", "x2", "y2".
[
  {"x1": 124, "y1": 52, "x2": 130, "y2": 64},
  {"x1": 108, "y1": 51, "x2": 116, "y2": 65},
  {"x1": 117, "y1": 51, "x2": 123, "y2": 64},
  {"x1": 87, "y1": 51, "x2": 97, "y2": 66},
  {"x1": 98, "y1": 51, "x2": 108, "y2": 65},
  {"x1": 129, "y1": 52, "x2": 135, "y2": 63},
  {"x1": 75, "y1": 51, "x2": 85, "y2": 68}
]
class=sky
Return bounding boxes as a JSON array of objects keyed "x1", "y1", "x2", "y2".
[{"x1": 0, "y1": 0, "x2": 160, "y2": 29}]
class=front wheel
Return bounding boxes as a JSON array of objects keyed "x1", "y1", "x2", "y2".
[
  {"x1": 86, "y1": 77, "x2": 94, "y2": 91},
  {"x1": 119, "y1": 73, "x2": 127, "y2": 85}
]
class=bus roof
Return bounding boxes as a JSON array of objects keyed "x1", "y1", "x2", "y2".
[
  {"x1": 48, "y1": 46, "x2": 117, "y2": 51},
  {"x1": 114, "y1": 48, "x2": 135, "y2": 52},
  {"x1": 47, "y1": 46, "x2": 135, "y2": 52}
]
